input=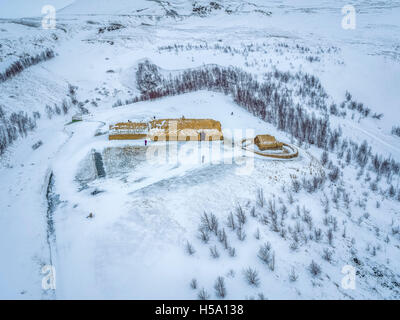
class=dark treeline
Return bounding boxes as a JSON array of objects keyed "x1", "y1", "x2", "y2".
[
  {"x1": 392, "y1": 126, "x2": 400, "y2": 137},
  {"x1": 0, "y1": 82, "x2": 83, "y2": 156},
  {"x1": 0, "y1": 91, "x2": 75, "y2": 156},
  {"x1": 0, "y1": 105, "x2": 38, "y2": 155},
  {"x1": 0, "y1": 49, "x2": 55, "y2": 83},
  {"x1": 135, "y1": 60, "x2": 335, "y2": 149},
  {"x1": 330, "y1": 91, "x2": 382, "y2": 120},
  {"x1": 133, "y1": 60, "x2": 400, "y2": 182}
]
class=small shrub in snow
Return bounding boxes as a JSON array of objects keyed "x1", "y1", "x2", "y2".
[
  {"x1": 259, "y1": 213, "x2": 269, "y2": 225},
  {"x1": 200, "y1": 212, "x2": 219, "y2": 235},
  {"x1": 228, "y1": 247, "x2": 236, "y2": 257},
  {"x1": 198, "y1": 288, "x2": 210, "y2": 300},
  {"x1": 326, "y1": 228, "x2": 334, "y2": 246},
  {"x1": 214, "y1": 276, "x2": 226, "y2": 298},
  {"x1": 257, "y1": 293, "x2": 265, "y2": 300},
  {"x1": 292, "y1": 179, "x2": 301, "y2": 193},
  {"x1": 391, "y1": 126, "x2": 400, "y2": 137},
  {"x1": 258, "y1": 242, "x2": 275, "y2": 270},
  {"x1": 322, "y1": 248, "x2": 333, "y2": 262},
  {"x1": 328, "y1": 166, "x2": 340, "y2": 183},
  {"x1": 190, "y1": 278, "x2": 197, "y2": 290},
  {"x1": 280, "y1": 204, "x2": 288, "y2": 220},
  {"x1": 185, "y1": 241, "x2": 195, "y2": 255},
  {"x1": 209, "y1": 245, "x2": 219, "y2": 259},
  {"x1": 287, "y1": 191, "x2": 294, "y2": 204},
  {"x1": 32, "y1": 140, "x2": 43, "y2": 150},
  {"x1": 289, "y1": 267, "x2": 299, "y2": 282},
  {"x1": 226, "y1": 212, "x2": 236, "y2": 230},
  {"x1": 198, "y1": 228, "x2": 210, "y2": 243},
  {"x1": 289, "y1": 241, "x2": 299, "y2": 251},
  {"x1": 314, "y1": 228, "x2": 323, "y2": 242},
  {"x1": 217, "y1": 228, "x2": 228, "y2": 249},
  {"x1": 309, "y1": 260, "x2": 321, "y2": 277},
  {"x1": 388, "y1": 185, "x2": 396, "y2": 198},
  {"x1": 256, "y1": 188, "x2": 265, "y2": 207},
  {"x1": 250, "y1": 206, "x2": 257, "y2": 218},
  {"x1": 321, "y1": 151, "x2": 329, "y2": 167},
  {"x1": 243, "y1": 267, "x2": 260, "y2": 287},
  {"x1": 269, "y1": 253, "x2": 276, "y2": 271},
  {"x1": 235, "y1": 205, "x2": 246, "y2": 226},
  {"x1": 267, "y1": 198, "x2": 277, "y2": 216},
  {"x1": 236, "y1": 227, "x2": 246, "y2": 241}
]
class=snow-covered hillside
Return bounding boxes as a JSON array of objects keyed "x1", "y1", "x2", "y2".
[{"x1": 0, "y1": 0, "x2": 399, "y2": 299}]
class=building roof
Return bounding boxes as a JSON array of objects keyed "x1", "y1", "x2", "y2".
[
  {"x1": 254, "y1": 134, "x2": 283, "y2": 150},
  {"x1": 149, "y1": 118, "x2": 222, "y2": 131},
  {"x1": 255, "y1": 134, "x2": 278, "y2": 144}
]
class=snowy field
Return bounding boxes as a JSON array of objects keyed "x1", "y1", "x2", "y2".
[{"x1": 0, "y1": 0, "x2": 400, "y2": 299}]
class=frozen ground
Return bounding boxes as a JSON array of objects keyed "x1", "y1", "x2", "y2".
[{"x1": 0, "y1": 0, "x2": 399, "y2": 299}]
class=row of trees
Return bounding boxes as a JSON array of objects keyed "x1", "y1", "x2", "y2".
[
  {"x1": 0, "y1": 86, "x2": 77, "y2": 155},
  {"x1": 135, "y1": 61, "x2": 336, "y2": 150},
  {"x1": 0, "y1": 49, "x2": 55, "y2": 83},
  {"x1": 0, "y1": 105, "x2": 38, "y2": 155}
]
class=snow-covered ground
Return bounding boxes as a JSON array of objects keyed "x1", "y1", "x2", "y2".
[{"x1": 0, "y1": 0, "x2": 399, "y2": 299}]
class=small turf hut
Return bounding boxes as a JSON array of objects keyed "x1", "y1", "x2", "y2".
[
  {"x1": 254, "y1": 134, "x2": 283, "y2": 151},
  {"x1": 148, "y1": 118, "x2": 223, "y2": 141},
  {"x1": 109, "y1": 122, "x2": 148, "y2": 140}
]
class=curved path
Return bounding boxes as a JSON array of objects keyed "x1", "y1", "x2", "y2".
[{"x1": 241, "y1": 139, "x2": 299, "y2": 159}]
